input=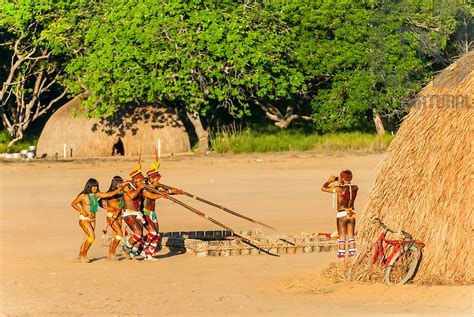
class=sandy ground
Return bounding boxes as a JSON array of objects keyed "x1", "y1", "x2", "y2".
[{"x1": 0, "y1": 152, "x2": 471, "y2": 316}]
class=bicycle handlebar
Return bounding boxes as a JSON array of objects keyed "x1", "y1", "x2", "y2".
[
  {"x1": 401, "y1": 230, "x2": 413, "y2": 240},
  {"x1": 372, "y1": 218, "x2": 423, "y2": 248},
  {"x1": 373, "y1": 218, "x2": 394, "y2": 232},
  {"x1": 373, "y1": 218, "x2": 409, "y2": 236}
]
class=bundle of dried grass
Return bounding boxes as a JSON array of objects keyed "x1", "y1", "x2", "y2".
[
  {"x1": 357, "y1": 51, "x2": 473, "y2": 285},
  {"x1": 322, "y1": 260, "x2": 384, "y2": 284},
  {"x1": 37, "y1": 95, "x2": 191, "y2": 158},
  {"x1": 321, "y1": 261, "x2": 351, "y2": 283}
]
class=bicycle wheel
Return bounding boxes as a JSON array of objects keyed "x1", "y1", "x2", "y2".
[
  {"x1": 347, "y1": 244, "x2": 374, "y2": 281},
  {"x1": 384, "y1": 244, "x2": 421, "y2": 285}
]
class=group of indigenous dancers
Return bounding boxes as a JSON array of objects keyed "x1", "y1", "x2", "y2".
[
  {"x1": 71, "y1": 163, "x2": 358, "y2": 263},
  {"x1": 71, "y1": 159, "x2": 182, "y2": 263}
]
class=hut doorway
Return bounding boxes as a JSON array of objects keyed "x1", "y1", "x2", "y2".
[{"x1": 112, "y1": 138, "x2": 124, "y2": 156}]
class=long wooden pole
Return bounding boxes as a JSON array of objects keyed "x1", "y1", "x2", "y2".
[
  {"x1": 145, "y1": 186, "x2": 279, "y2": 256},
  {"x1": 158, "y1": 182, "x2": 276, "y2": 231},
  {"x1": 102, "y1": 213, "x2": 121, "y2": 235}
]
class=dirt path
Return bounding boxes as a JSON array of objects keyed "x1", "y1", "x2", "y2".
[{"x1": 0, "y1": 152, "x2": 471, "y2": 316}]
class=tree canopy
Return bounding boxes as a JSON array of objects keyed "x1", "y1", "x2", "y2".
[
  {"x1": 0, "y1": 0, "x2": 73, "y2": 146},
  {"x1": 1, "y1": 0, "x2": 471, "y2": 147}
]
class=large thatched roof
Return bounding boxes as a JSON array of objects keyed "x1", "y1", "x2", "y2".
[
  {"x1": 357, "y1": 51, "x2": 473, "y2": 284},
  {"x1": 37, "y1": 96, "x2": 191, "y2": 158}
]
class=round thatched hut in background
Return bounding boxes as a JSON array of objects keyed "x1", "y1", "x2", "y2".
[
  {"x1": 37, "y1": 95, "x2": 191, "y2": 158},
  {"x1": 357, "y1": 51, "x2": 473, "y2": 284}
]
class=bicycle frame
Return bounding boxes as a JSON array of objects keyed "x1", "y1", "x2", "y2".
[
  {"x1": 348, "y1": 218, "x2": 426, "y2": 285},
  {"x1": 368, "y1": 230, "x2": 425, "y2": 269}
]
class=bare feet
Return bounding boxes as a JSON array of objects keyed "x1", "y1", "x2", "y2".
[
  {"x1": 121, "y1": 247, "x2": 131, "y2": 259},
  {"x1": 77, "y1": 256, "x2": 91, "y2": 263},
  {"x1": 144, "y1": 254, "x2": 158, "y2": 261},
  {"x1": 107, "y1": 254, "x2": 116, "y2": 261}
]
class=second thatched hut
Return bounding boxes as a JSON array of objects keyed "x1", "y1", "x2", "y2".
[{"x1": 357, "y1": 51, "x2": 473, "y2": 284}]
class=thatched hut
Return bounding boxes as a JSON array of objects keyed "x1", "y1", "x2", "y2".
[
  {"x1": 37, "y1": 95, "x2": 191, "y2": 158},
  {"x1": 357, "y1": 51, "x2": 473, "y2": 284}
]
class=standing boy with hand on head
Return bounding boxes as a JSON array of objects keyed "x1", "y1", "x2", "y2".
[{"x1": 321, "y1": 170, "x2": 358, "y2": 261}]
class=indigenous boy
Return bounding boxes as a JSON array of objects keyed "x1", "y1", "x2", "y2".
[
  {"x1": 121, "y1": 162, "x2": 169, "y2": 259},
  {"x1": 141, "y1": 161, "x2": 182, "y2": 260},
  {"x1": 121, "y1": 164, "x2": 148, "y2": 259},
  {"x1": 71, "y1": 178, "x2": 123, "y2": 263},
  {"x1": 101, "y1": 176, "x2": 125, "y2": 261},
  {"x1": 321, "y1": 170, "x2": 358, "y2": 260}
]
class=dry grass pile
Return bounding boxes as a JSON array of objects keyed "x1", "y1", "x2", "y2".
[
  {"x1": 321, "y1": 260, "x2": 384, "y2": 284},
  {"x1": 357, "y1": 51, "x2": 473, "y2": 285},
  {"x1": 320, "y1": 261, "x2": 350, "y2": 283}
]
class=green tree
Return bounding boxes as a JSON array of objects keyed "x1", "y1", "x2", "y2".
[
  {"x1": 367, "y1": 0, "x2": 458, "y2": 133},
  {"x1": 0, "y1": 0, "x2": 72, "y2": 147},
  {"x1": 308, "y1": 0, "x2": 458, "y2": 133},
  {"x1": 290, "y1": 0, "x2": 376, "y2": 132},
  {"x1": 61, "y1": 0, "x2": 318, "y2": 152},
  {"x1": 435, "y1": 0, "x2": 473, "y2": 56},
  {"x1": 24, "y1": 0, "x2": 465, "y2": 149}
]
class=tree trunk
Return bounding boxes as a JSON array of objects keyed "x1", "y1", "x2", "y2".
[
  {"x1": 186, "y1": 110, "x2": 208, "y2": 154},
  {"x1": 7, "y1": 127, "x2": 23, "y2": 148},
  {"x1": 372, "y1": 108, "x2": 386, "y2": 135},
  {"x1": 274, "y1": 118, "x2": 293, "y2": 129},
  {"x1": 253, "y1": 99, "x2": 311, "y2": 129},
  {"x1": 1, "y1": 39, "x2": 64, "y2": 148}
]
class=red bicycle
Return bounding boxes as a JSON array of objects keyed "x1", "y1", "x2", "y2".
[{"x1": 348, "y1": 218, "x2": 425, "y2": 285}]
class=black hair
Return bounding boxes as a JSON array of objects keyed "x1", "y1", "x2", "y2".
[
  {"x1": 108, "y1": 175, "x2": 123, "y2": 191},
  {"x1": 83, "y1": 178, "x2": 100, "y2": 194}
]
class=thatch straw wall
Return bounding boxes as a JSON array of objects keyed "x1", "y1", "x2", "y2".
[
  {"x1": 37, "y1": 96, "x2": 191, "y2": 158},
  {"x1": 357, "y1": 51, "x2": 473, "y2": 285}
]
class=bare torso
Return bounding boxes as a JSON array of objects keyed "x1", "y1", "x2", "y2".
[
  {"x1": 123, "y1": 187, "x2": 141, "y2": 211},
  {"x1": 143, "y1": 192, "x2": 156, "y2": 211},
  {"x1": 103, "y1": 194, "x2": 123, "y2": 216},
  {"x1": 76, "y1": 193, "x2": 98, "y2": 220},
  {"x1": 71, "y1": 188, "x2": 122, "y2": 219}
]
